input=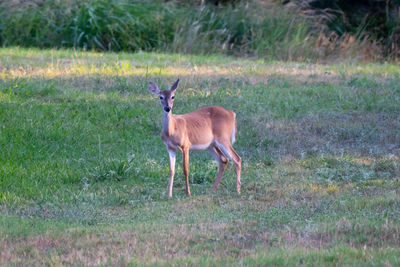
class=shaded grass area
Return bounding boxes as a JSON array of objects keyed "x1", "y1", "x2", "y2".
[{"x1": 0, "y1": 47, "x2": 399, "y2": 265}]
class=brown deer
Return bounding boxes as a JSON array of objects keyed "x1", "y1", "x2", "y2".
[{"x1": 149, "y1": 78, "x2": 241, "y2": 197}]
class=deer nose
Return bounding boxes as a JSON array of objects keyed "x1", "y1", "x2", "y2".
[{"x1": 164, "y1": 106, "x2": 171, "y2": 112}]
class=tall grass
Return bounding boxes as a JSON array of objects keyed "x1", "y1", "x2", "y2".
[
  {"x1": 172, "y1": 3, "x2": 314, "y2": 60},
  {"x1": 0, "y1": 0, "x2": 334, "y2": 60},
  {"x1": 290, "y1": 0, "x2": 400, "y2": 61},
  {"x1": 0, "y1": 0, "x2": 74, "y2": 48},
  {"x1": 0, "y1": 0, "x2": 177, "y2": 51}
]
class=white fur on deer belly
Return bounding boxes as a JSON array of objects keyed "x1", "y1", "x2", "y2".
[{"x1": 190, "y1": 140, "x2": 212, "y2": 150}]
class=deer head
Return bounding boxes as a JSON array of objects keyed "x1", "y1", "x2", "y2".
[{"x1": 149, "y1": 78, "x2": 180, "y2": 113}]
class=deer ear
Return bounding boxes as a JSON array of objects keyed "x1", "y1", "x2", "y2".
[
  {"x1": 170, "y1": 78, "x2": 180, "y2": 92},
  {"x1": 149, "y1": 82, "x2": 160, "y2": 95}
]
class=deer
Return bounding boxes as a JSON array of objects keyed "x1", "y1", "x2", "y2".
[{"x1": 148, "y1": 78, "x2": 241, "y2": 198}]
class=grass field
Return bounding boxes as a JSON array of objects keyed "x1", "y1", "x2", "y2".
[{"x1": 0, "y1": 47, "x2": 399, "y2": 266}]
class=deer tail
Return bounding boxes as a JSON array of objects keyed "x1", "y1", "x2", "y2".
[{"x1": 231, "y1": 112, "x2": 237, "y2": 145}]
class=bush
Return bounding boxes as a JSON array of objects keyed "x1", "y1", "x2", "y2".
[
  {"x1": 0, "y1": 0, "x2": 394, "y2": 60},
  {"x1": 288, "y1": 0, "x2": 400, "y2": 60},
  {"x1": 0, "y1": 0, "x2": 178, "y2": 52}
]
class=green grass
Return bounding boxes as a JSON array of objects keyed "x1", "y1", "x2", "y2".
[{"x1": 0, "y1": 47, "x2": 399, "y2": 265}]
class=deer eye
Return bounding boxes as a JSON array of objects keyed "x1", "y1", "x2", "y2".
[
  {"x1": 159, "y1": 96, "x2": 164, "y2": 100},
  {"x1": 171, "y1": 96, "x2": 174, "y2": 99}
]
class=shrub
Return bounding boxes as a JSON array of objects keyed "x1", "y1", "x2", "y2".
[{"x1": 0, "y1": 0, "x2": 393, "y2": 60}]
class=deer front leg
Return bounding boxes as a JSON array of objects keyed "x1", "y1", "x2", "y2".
[
  {"x1": 168, "y1": 150, "x2": 176, "y2": 198},
  {"x1": 182, "y1": 148, "x2": 191, "y2": 196}
]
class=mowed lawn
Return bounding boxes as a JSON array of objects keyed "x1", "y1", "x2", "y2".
[{"x1": 0, "y1": 47, "x2": 399, "y2": 266}]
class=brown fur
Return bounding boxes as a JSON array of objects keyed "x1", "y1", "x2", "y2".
[
  {"x1": 149, "y1": 79, "x2": 241, "y2": 197},
  {"x1": 162, "y1": 106, "x2": 235, "y2": 150}
]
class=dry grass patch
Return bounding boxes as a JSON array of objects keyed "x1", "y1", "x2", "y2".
[
  {"x1": 0, "y1": 220, "x2": 265, "y2": 265},
  {"x1": 245, "y1": 112, "x2": 400, "y2": 158}
]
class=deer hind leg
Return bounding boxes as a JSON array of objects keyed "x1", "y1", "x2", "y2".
[
  {"x1": 208, "y1": 145, "x2": 229, "y2": 191},
  {"x1": 215, "y1": 140, "x2": 242, "y2": 194},
  {"x1": 182, "y1": 147, "x2": 191, "y2": 196}
]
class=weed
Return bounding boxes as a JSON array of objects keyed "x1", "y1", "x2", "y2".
[{"x1": 0, "y1": 0, "x2": 383, "y2": 60}]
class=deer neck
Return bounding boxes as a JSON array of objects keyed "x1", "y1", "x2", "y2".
[{"x1": 162, "y1": 111, "x2": 175, "y2": 136}]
